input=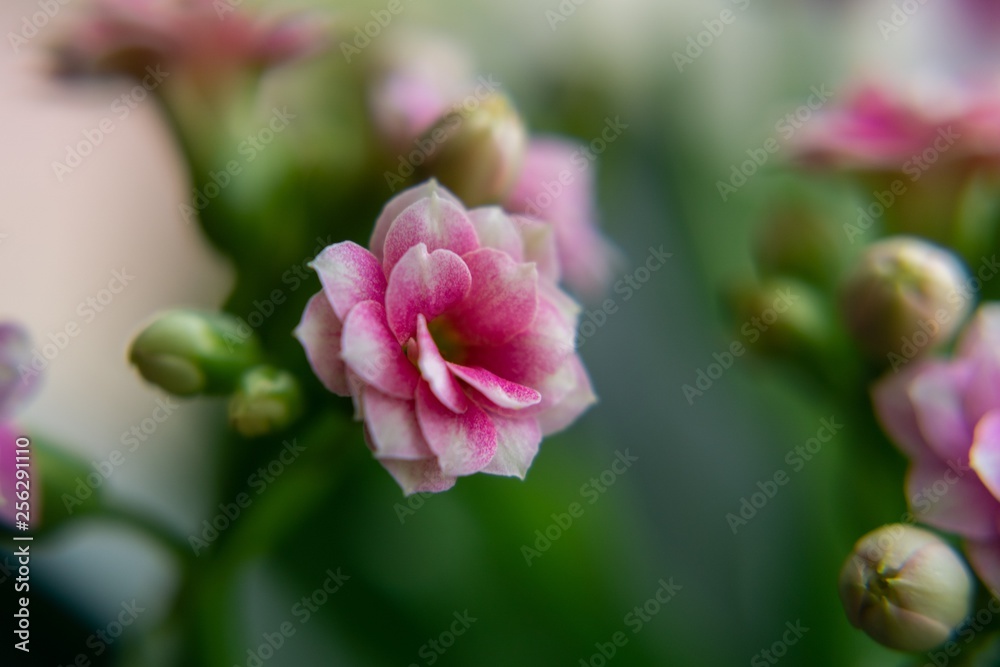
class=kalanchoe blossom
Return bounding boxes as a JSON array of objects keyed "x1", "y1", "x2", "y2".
[
  {"x1": 55, "y1": 0, "x2": 329, "y2": 81},
  {"x1": 506, "y1": 138, "x2": 620, "y2": 299},
  {"x1": 295, "y1": 180, "x2": 596, "y2": 495},
  {"x1": 873, "y1": 303, "x2": 1000, "y2": 595}
]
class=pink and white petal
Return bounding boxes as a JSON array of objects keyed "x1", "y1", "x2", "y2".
[
  {"x1": 481, "y1": 415, "x2": 542, "y2": 479},
  {"x1": 970, "y1": 410, "x2": 1000, "y2": 501},
  {"x1": 369, "y1": 180, "x2": 463, "y2": 262},
  {"x1": 512, "y1": 215, "x2": 560, "y2": 283},
  {"x1": 415, "y1": 381, "x2": 497, "y2": 476},
  {"x1": 536, "y1": 356, "x2": 597, "y2": 435},
  {"x1": 871, "y1": 364, "x2": 937, "y2": 461},
  {"x1": 966, "y1": 540, "x2": 1000, "y2": 598},
  {"x1": 959, "y1": 305, "x2": 1000, "y2": 424},
  {"x1": 906, "y1": 458, "x2": 1000, "y2": 541},
  {"x1": 309, "y1": 242, "x2": 387, "y2": 321},
  {"x1": 382, "y1": 192, "x2": 479, "y2": 275},
  {"x1": 385, "y1": 244, "x2": 471, "y2": 343},
  {"x1": 293, "y1": 292, "x2": 349, "y2": 396},
  {"x1": 464, "y1": 297, "x2": 575, "y2": 389},
  {"x1": 447, "y1": 362, "x2": 540, "y2": 410},
  {"x1": 362, "y1": 388, "x2": 432, "y2": 460},
  {"x1": 416, "y1": 315, "x2": 466, "y2": 413},
  {"x1": 909, "y1": 362, "x2": 975, "y2": 462},
  {"x1": 341, "y1": 301, "x2": 418, "y2": 399},
  {"x1": 379, "y1": 457, "x2": 457, "y2": 496},
  {"x1": 448, "y1": 248, "x2": 538, "y2": 345},
  {"x1": 468, "y1": 207, "x2": 524, "y2": 261}
]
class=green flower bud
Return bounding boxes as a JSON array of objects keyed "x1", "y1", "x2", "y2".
[
  {"x1": 228, "y1": 365, "x2": 304, "y2": 438},
  {"x1": 129, "y1": 310, "x2": 262, "y2": 396},
  {"x1": 727, "y1": 278, "x2": 832, "y2": 359},
  {"x1": 839, "y1": 236, "x2": 971, "y2": 364},
  {"x1": 839, "y1": 524, "x2": 973, "y2": 652},
  {"x1": 419, "y1": 93, "x2": 527, "y2": 207},
  {"x1": 753, "y1": 206, "x2": 844, "y2": 287}
]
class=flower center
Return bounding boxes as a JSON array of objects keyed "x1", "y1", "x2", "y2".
[{"x1": 428, "y1": 317, "x2": 467, "y2": 364}]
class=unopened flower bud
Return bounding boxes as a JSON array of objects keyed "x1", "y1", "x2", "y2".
[
  {"x1": 839, "y1": 236, "x2": 971, "y2": 363},
  {"x1": 419, "y1": 93, "x2": 527, "y2": 207},
  {"x1": 727, "y1": 278, "x2": 831, "y2": 359},
  {"x1": 129, "y1": 310, "x2": 262, "y2": 397},
  {"x1": 753, "y1": 206, "x2": 843, "y2": 287},
  {"x1": 839, "y1": 524, "x2": 973, "y2": 652},
  {"x1": 228, "y1": 366, "x2": 303, "y2": 438}
]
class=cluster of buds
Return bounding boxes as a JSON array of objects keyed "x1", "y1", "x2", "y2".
[{"x1": 129, "y1": 310, "x2": 302, "y2": 438}]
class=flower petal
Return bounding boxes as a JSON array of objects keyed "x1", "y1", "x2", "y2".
[
  {"x1": 481, "y1": 415, "x2": 541, "y2": 479},
  {"x1": 379, "y1": 457, "x2": 457, "y2": 496},
  {"x1": 513, "y1": 215, "x2": 561, "y2": 283},
  {"x1": 369, "y1": 180, "x2": 463, "y2": 262},
  {"x1": 908, "y1": 361, "x2": 975, "y2": 462},
  {"x1": 958, "y1": 304, "x2": 1000, "y2": 425},
  {"x1": 310, "y1": 241, "x2": 387, "y2": 321},
  {"x1": 382, "y1": 190, "x2": 479, "y2": 275},
  {"x1": 415, "y1": 381, "x2": 496, "y2": 476},
  {"x1": 293, "y1": 292, "x2": 349, "y2": 396},
  {"x1": 362, "y1": 388, "x2": 432, "y2": 460},
  {"x1": 448, "y1": 248, "x2": 538, "y2": 346},
  {"x1": 416, "y1": 315, "x2": 466, "y2": 413},
  {"x1": 966, "y1": 540, "x2": 1000, "y2": 598},
  {"x1": 536, "y1": 355, "x2": 597, "y2": 435},
  {"x1": 468, "y1": 207, "x2": 524, "y2": 261},
  {"x1": 447, "y1": 362, "x2": 540, "y2": 410},
  {"x1": 907, "y1": 457, "x2": 999, "y2": 541},
  {"x1": 970, "y1": 410, "x2": 1000, "y2": 501},
  {"x1": 385, "y1": 244, "x2": 471, "y2": 344},
  {"x1": 872, "y1": 364, "x2": 936, "y2": 461},
  {"x1": 341, "y1": 301, "x2": 418, "y2": 399},
  {"x1": 0, "y1": 323, "x2": 39, "y2": 419}
]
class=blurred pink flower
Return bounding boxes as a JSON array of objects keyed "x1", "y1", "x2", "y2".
[
  {"x1": 0, "y1": 324, "x2": 40, "y2": 530},
  {"x1": 506, "y1": 138, "x2": 620, "y2": 300},
  {"x1": 295, "y1": 181, "x2": 595, "y2": 495},
  {"x1": 873, "y1": 304, "x2": 1000, "y2": 594},
  {"x1": 55, "y1": 0, "x2": 329, "y2": 82}
]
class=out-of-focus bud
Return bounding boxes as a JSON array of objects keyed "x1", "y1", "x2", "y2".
[
  {"x1": 228, "y1": 366, "x2": 303, "y2": 438},
  {"x1": 418, "y1": 93, "x2": 528, "y2": 207},
  {"x1": 839, "y1": 236, "x2": 971, "y2": 364},
  {"x1": 129, "y1": 310, "x2": 262, "y2": 397},
  {"x1": 753, "y1": 206, "x2": 843, "y2": 287},
  {"x1": 839, "y1": 524, "x2": 973, "y2": 652},
  {"x1": 727, "y1": 278, "x2": 832, "y2": 360}
]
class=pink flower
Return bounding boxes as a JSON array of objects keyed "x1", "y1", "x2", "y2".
[
  {"x1": 505, "y1": 138, "x2": 620, "y2": 300},
  {"x1": 55, "y1": 0, "x2": 328, "y2": 81},
  {"x1": 873, "y1": 304, "x2": 1000, "y2": 594},
  {"x1": 294, "y1": 181, "x2": 596, "y2": 495}
]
